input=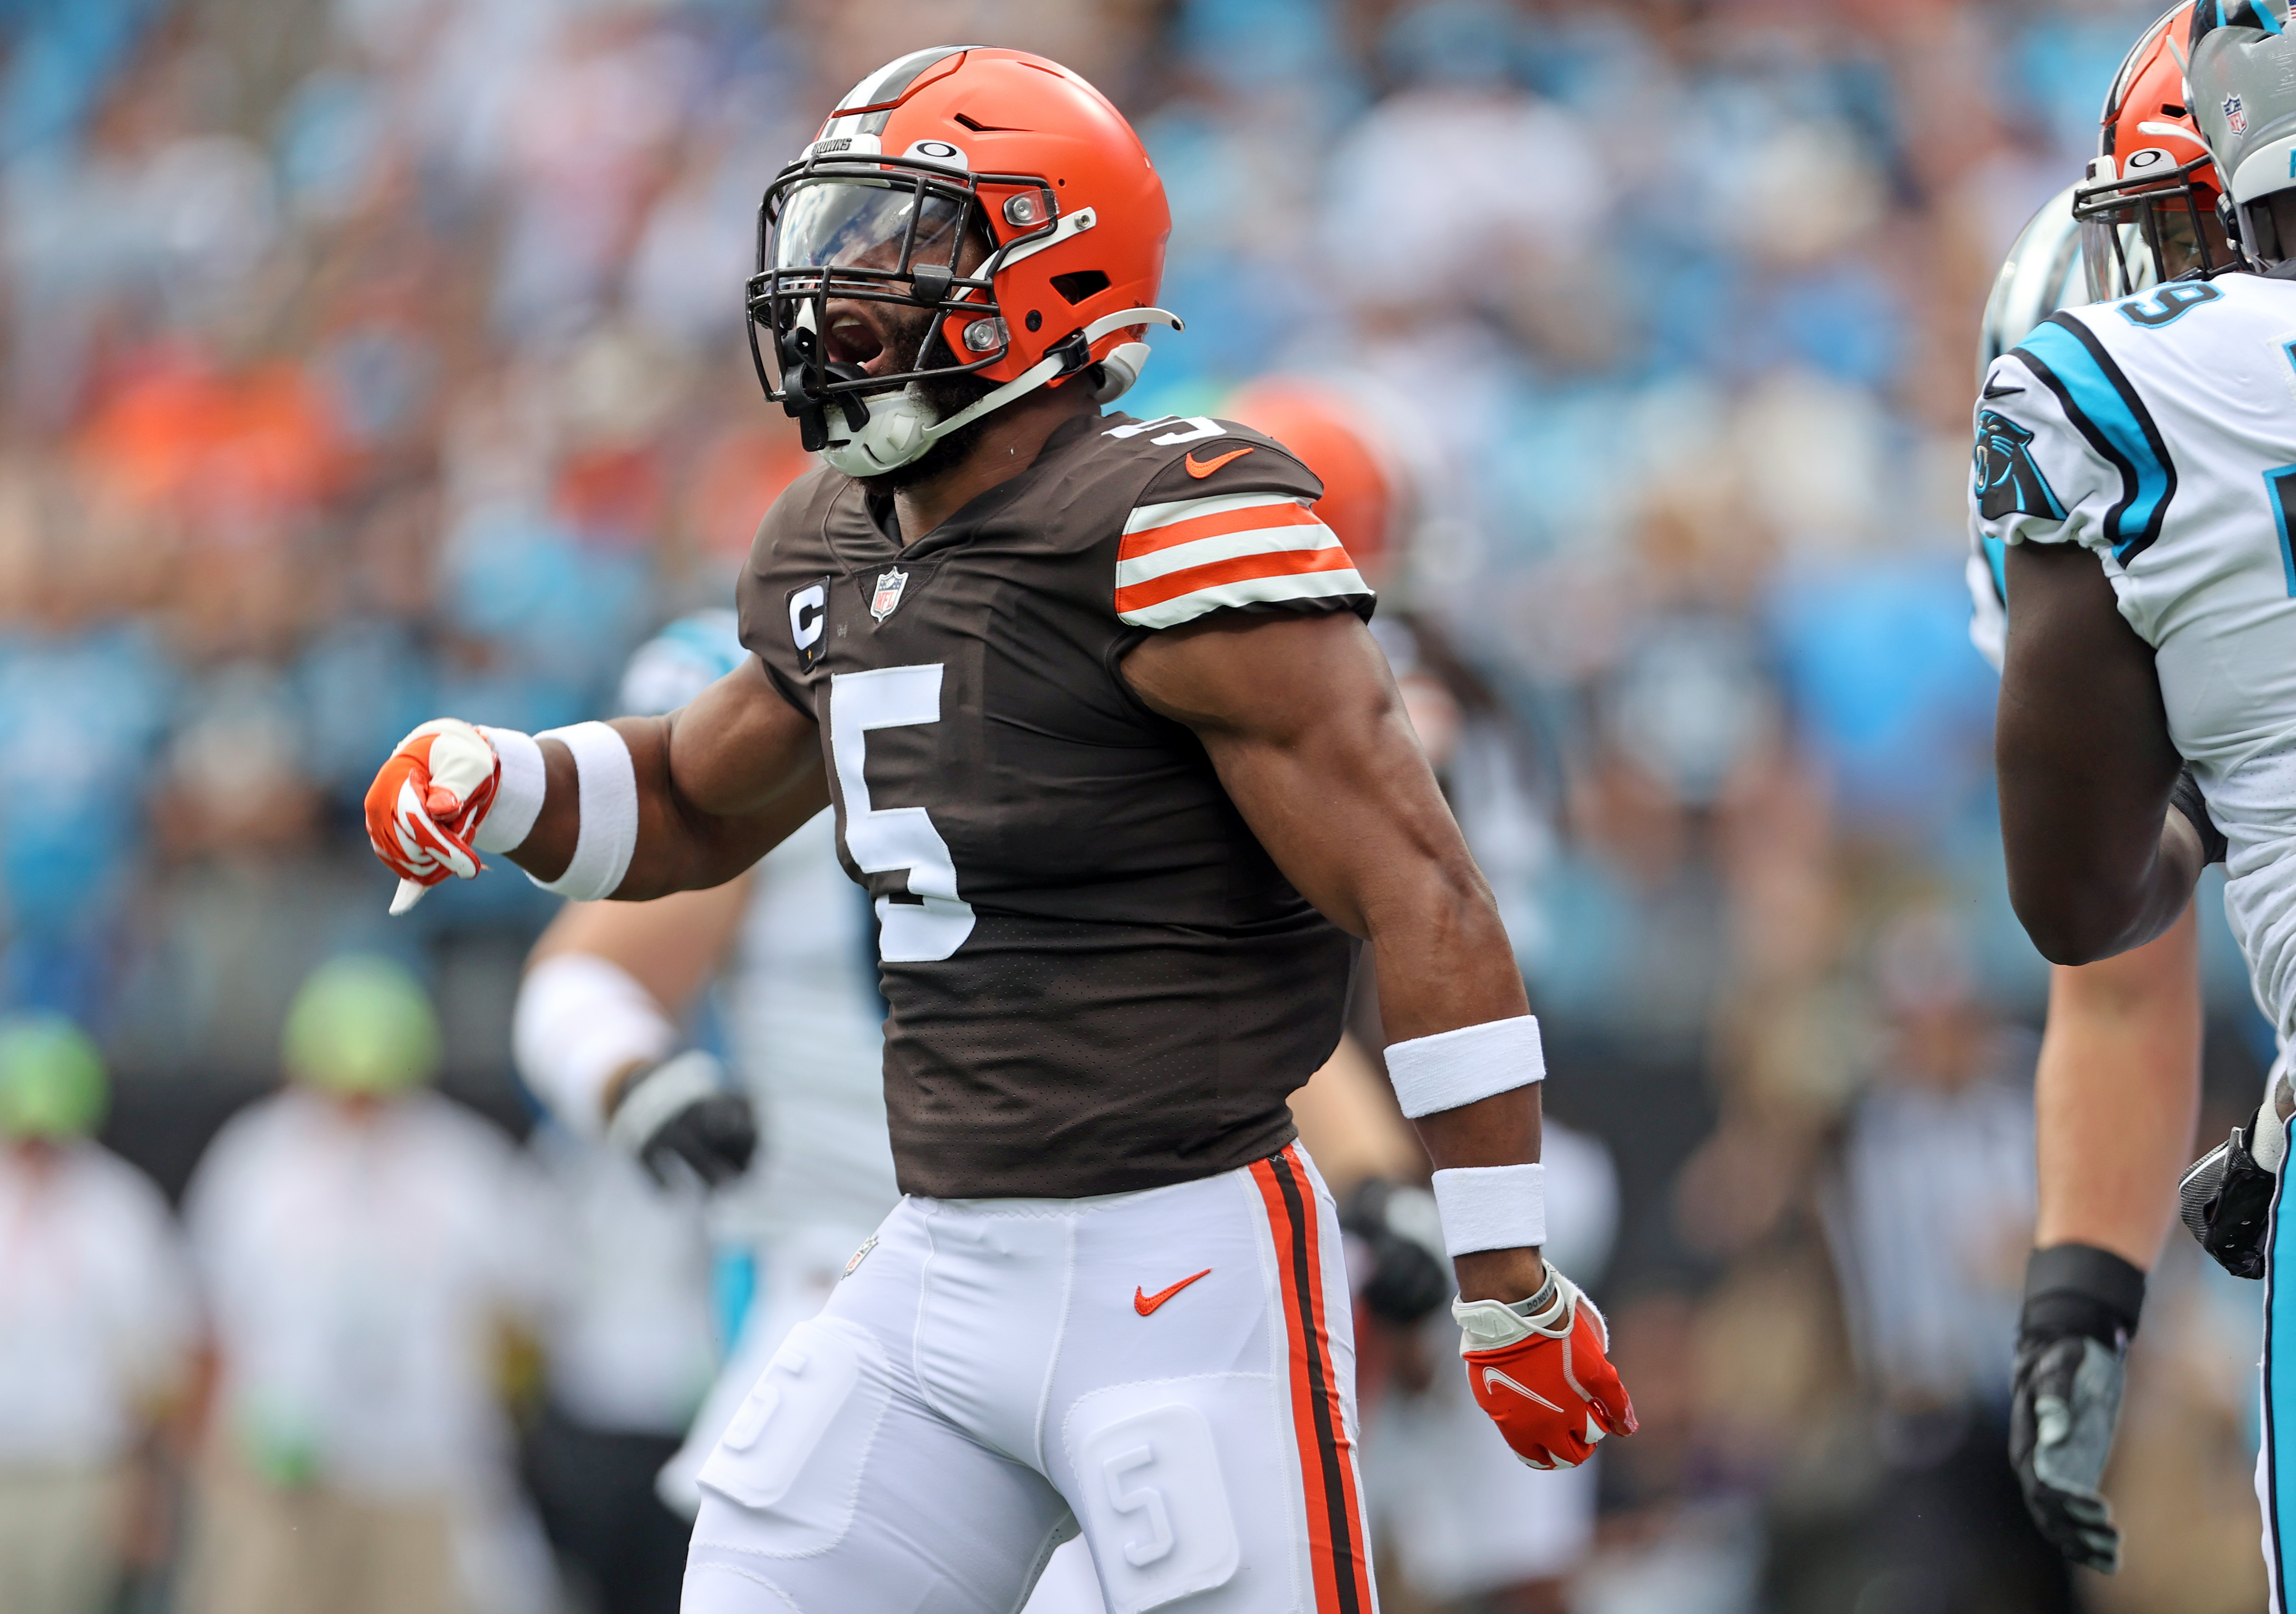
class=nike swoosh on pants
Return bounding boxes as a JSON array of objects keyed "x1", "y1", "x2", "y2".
[{"x1": 1134, "y1": 1268, "x2": 1212, "y2": 1315}]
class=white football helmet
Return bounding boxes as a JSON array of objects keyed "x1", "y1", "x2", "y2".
[{"x1": 1976, "y1": 184, "x2": 2093, "y2": 387}]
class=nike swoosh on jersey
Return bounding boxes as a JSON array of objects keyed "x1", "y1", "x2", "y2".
[
  {"x1": 1185, "y1": 446, "x2": 1255, "y2": 478},
  {"x1": 1482, "y1": 1366, "x2": 1566, "y2": 1413},
  {"x1": 1982, "y1": 381, "x2": 2024, "y2": 398},
  {"x1": 1134, "y1": 1268, "x2": 1212, "y2": 1315}
]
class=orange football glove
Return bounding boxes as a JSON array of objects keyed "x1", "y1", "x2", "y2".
[
  {"x1": 1455, "y1": 1264, "x2": 1635, "y2": 1470},
  {"x1": 364, "y1": 720, "x2": 502, "y2": 913}
]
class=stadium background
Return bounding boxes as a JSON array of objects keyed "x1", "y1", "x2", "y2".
[{"x1": 0, "y1": 0, "x2": 2276, "y2": 1609}]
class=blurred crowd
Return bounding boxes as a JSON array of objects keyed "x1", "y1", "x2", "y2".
[{"x1": 0, "y1": 0, "x2": 2284, "y2": 1610}]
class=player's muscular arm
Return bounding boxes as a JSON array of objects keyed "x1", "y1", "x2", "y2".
[
  {"x1": 2035, "y1": 906, "x2": 2202, "y2": 1266},
  {"x1": 511, "y1": 658, "x2": 830, "y2": 899},
  {"x1": 1122, "y1": 610, "x2": 1542, "y2": 1303},
  {"x1": 1998, "y1": 541, "x2": 2203, "y2": 963},
  {"x1": 526, "y1": 874, "x2": 754, "y2": 1118}
]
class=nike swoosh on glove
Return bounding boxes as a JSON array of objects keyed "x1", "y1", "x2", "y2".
[
  {"x1": 1456, "y1": 1263, "x2": 1636, "y2": 1470},
  {"x1": 2008, "y1": 1243, "x2": 2144, "y2": 1574},
  {"x1": 364, "y1": 720, "x2": 501, "y2": 893}
]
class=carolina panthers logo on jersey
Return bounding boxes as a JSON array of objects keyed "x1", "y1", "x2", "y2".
[{"x1": 1974, "y1": 409, "x2": 2066, "y2": 522}]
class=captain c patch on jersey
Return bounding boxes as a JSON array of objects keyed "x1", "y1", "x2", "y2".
[
  {"x1": 788, "y1": 576, "x2": 833, "y2": 671},
  {"x1": 1974, "y1": 410, "x2": 2065, "y2": 522}
]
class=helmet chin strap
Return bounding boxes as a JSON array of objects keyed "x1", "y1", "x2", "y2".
[{"x1": 821, "y1": 307, "x2": 1182, "y2": 477}]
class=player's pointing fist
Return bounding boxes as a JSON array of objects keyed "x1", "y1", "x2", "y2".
[
  {"x1": 1455, "y1": 1263, "x2": 1636, "y2": 1470},
  {"x1": 364, "y1": 720, "x2": 504, "y2": 911}
]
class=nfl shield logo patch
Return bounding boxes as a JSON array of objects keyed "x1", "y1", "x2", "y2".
[
  {"x1": 870, "y1": 567, "x2": 908, "y2": 622},
  {"x1": 2227, "y1": 93, "x2": 2249, "y2": 135}
]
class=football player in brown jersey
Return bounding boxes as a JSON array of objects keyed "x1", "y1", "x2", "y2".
[{"x1": 363, "y1": 47, "x2": 1633, "y2": 1614}]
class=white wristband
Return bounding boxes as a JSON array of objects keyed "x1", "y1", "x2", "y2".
[
  {"x1": 606, "y1": 1050, "x2": 726, "y2": 1160},
  {"x1": 472, "y1": 726, "x2": 545, "y2": 853},
  {"x1": 513, "y1": 953, "x2": 676, "y2": 1135},
  {"x1": 1431, "y1": 1163, "x2": 1547, "y2": 1256},
  {"x1": 1384, "y1": 1015, "x2": 1544, "y2": 1119},
  {"x1": 529, "y1": 722, "x2": 638, "y2": 901}
]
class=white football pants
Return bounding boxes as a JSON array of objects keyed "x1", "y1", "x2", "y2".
[{"x1": 682, "y1": 1144, "x2": 1379, "y2": 1614}]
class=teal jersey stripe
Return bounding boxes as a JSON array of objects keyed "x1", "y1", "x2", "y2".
[
  {"x1": 2013, "y1": 316, "x2": 2178, "y2": 563},
  {"x1": 2268, "y1": 465, "x2": 2296, "y2": 597},
  {"x1": 2267, "y1": 1164, "x2": 2296, "y2": 1605}
]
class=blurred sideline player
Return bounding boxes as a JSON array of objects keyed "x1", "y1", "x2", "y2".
[
  {"x1": 1965, "y1": 11, "x2": 2220, "y2": 1572},
  {"x1": 179, "y1": 957, "x2": 560, "y2": 1614},
  {"x1": 365, "y1": 45, "x2": 1630, "y2": 1614},
  {"x1": 512, "y1": 614, "x2": 1107, "y2": 1613},
  {"x1": 1227, "y1": 377, "x2": 1620, "y2": 1613},
  {"x1": 1977, "y1": 2, "x2": 2296, "y2": 1600},
  {"x1": 0, "y1": 1016, "x2": 193, "y2": 1614}
]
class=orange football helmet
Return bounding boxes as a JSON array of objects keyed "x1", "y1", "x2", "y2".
[
  {"x1": 749, "y1": 47, "x2": 1179, "y2": 476},
  {"x1": 1221, "y1": 378, "x2": 1407, "y2": 589},
  {"x1": 2073, "y1": 3, "x2": 2229, "y2": 299}
]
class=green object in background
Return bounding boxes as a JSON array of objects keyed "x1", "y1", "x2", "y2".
[
  {"x1": 282, "y1": 955, "x2": 441, "y2": 1094},
  {"x1": 0, "y1": 1014, "x2": 107, "y2": 1139},
  {"x1": 237, "y1": 1398, "x2": 325, "y2": 1490}
]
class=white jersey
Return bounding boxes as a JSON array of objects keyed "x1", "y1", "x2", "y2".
[
  {"x1": 185, "y1": 1088, "x2": 558, "y2": 1495},
  {"x1": 617, "y1": 613, "x2": 898, "y2": 1244},
  {"x1": 1972, "y1": 269, "x2": 2296, "y2": 1040},
  {"x1": 0, "y1": 1141, "x2": 194, "y2": 1468}
]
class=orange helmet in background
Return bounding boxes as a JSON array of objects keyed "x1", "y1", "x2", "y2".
[
  {"x1": 1221, "y1": 378, "x2": 1408, "y2": 590},
  {"x1": 749, "y1": 46, "x2": 1180, "y2": 476},
  {"x1": 2072, "y1": 3, "x2": 2228, "y2": 299}
]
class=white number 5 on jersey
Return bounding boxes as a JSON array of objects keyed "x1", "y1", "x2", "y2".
[{"x1": 828, "y1": 665, "x2": 976, "y2": 963}]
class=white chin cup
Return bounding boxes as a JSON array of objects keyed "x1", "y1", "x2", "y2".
[
  {"x1": 816, "y1": 308, "x2": 1183, "y2": 478},
  {"x1": 1089, "y1": 342, "x2": 1152, "y2": 404},
  {"x1": 820, "y1": 388, "x2": 938, "y2": 477}
]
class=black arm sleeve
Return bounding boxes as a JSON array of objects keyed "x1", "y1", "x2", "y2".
[{"x1": 2168, "y1": 765, "x2": 2227, "y2": 865}]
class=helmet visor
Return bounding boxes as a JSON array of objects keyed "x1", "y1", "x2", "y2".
[
  {"x1": 772, "y1": 178, "x2": 970, "y2": 275},
  {"x1": 2073, "y1": 149, "x2": 2227, "y2": 300},
  {"x1": 2078, "y1": 213, "x2": 2152, "y2": 302}
]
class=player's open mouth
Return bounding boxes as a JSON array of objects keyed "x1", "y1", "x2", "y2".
[{"x1": 824, "y1": 309, "x2": 888, "y2": 369}]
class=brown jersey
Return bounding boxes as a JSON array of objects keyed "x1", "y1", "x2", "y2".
[{"x1": 736, "y1": 410, "x2": 1375, "y2": 1198}]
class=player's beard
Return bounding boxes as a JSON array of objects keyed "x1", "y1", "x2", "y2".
[{"x1": 855, "y1": 304, "x2": 998, "y2": 493}]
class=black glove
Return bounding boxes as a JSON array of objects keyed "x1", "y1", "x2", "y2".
[
  {"x1": 2181, "y1": 1123, "x2": 2277, "y2": 1278},
  {"x1": 607, "y1": 1050, "x2": 758, "y2": 1188},
  {"x1": 1339, "y1": 1179, "x2": 1451, "y2": 1326},
  {"x1": 2008, "y1": 1243, "x2": 2145, "y2": 1574}
]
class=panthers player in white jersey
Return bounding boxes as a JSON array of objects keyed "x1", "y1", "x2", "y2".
[
  {"x1": 1972, "y1": 12, "x2": 2239, "y2": 1573},
  {"x1": 1981, "y1": 2, "x2": 2296, "y2": 1599},
  {"x1": 512, "y1": 611, "x2": 1107, "y2": 1612}
]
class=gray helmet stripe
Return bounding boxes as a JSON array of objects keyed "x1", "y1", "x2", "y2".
[{"x1": 820, "y1": 45, "x2": 982, "y2": 140}]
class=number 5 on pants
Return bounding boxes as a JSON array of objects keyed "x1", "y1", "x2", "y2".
[{"x1": 829, "y1": 665, "x2": 977, "y2": 963}]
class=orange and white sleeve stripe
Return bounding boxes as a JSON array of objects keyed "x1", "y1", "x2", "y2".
[{"x1": 1114, "y1": 491, "x2": 1369, "y2": 629}]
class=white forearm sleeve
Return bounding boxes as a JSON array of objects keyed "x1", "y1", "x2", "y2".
[
  {"x1": 528, "y1": 722, "x2": 639, "y2": 901},
  {"x1": 1384, "y1": 1015, "x2": 1544, "y2": 1118},
  {"x1": 514, "y1": 952, "x2": 676, "y2": 1135},
  {"x1": 1431, "y1": 1163, "x2": 1547, "y2": 1256}
]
